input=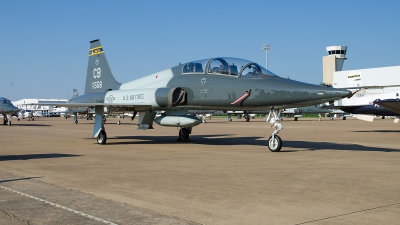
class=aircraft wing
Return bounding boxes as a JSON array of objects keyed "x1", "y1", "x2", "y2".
[
  {"x1": 338, "y1": 85, "x2": 400, "y2": 89},
  {"x1": 24, "y1": 103, "x2": 153, "y2": 112},
  {"x1": 374, "y1": 99, "x2": 400, "y2": 114}
]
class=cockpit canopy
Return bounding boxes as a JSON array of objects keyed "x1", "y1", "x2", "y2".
[
  {"x1": 182, "y1": 57, "x2": 277, "y2": 78},
  {"x1": 0, "y1": 97, "x2": 12, "y2": 104}
]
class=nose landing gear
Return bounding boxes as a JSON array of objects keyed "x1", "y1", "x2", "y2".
[{"x1": 266, "y1": 109, "x2": 284, "y2": 152}]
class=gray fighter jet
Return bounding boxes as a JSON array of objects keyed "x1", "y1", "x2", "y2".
[
  {"x1": 43, "y1": 39, "x2": 351, "y2": 151},
  {"x1": 63, "y1": 89, "x2": 91, "y2": 124},
  {"x1": 282, "y1": 105, "x2": 332, "y2": 121},
  {"x1": 0, "y1": 97, "x2": 20, "y2": 126}
]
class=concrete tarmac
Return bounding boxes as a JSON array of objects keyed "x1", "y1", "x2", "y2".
[{"x1": 0, "y1": 116, "x2": 399, "y2": 225}]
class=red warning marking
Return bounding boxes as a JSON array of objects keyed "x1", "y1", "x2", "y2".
[{"x1": 231, "y1": 90, "x2": 251, "y2": 104}]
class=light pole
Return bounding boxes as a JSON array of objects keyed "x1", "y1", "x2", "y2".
[
  {"x1": 9, "y1": 82, "x2": 12, "y2": 100},
  {"x1": 262, "y1": 44, "x2": 270, "y2": 69}
]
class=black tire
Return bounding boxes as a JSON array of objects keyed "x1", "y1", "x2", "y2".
[
  {"x1": 268, "y1": 135, "x2": 282, "y2": 152},
  {"x1": 343, "y1": 117, "x2": 346, "y2": 120},
  {"x1": 97, "y1": 130, "x2": 107, "y2": 144},
  {"x1": 245, "y1": 115, "x2": 250, "y2": 122},
  {"x1": 178, "y1": 128, "x2": 189, "y2": 141},
  {"x1": 74, "y1": 120, "x2": 78, "y2": 124},
  {"x1": 118, "y1": 120, "x2": 121, "y2": 125},
  {"x1": 8, "y1": 121, "x2": 11, "y2": 126},
  {"x1": 294, "y1": 117, "x2": 298, "y2": 121}
]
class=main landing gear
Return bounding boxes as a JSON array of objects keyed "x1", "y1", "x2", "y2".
[
  {"x1": 96, "y1": 113, "x2": 107, "y2": 144},
  {"x1": 97, "y1": 129, "x2": 107, "y2": 144},
  {"x1": 3, "y1": 115, "x2": 12, "y2": 126},
  {"x1": 266, "y1": 109, "x2": 284, "y2": 152},
  {"x1": 177, "y1": 127, "x2": 192, "y2": 141},
  {"x1": 73, "y1": 113, "x2": 78, "y2": 124}
]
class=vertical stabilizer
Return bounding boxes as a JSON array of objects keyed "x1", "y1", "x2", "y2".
[{"x1": 85, "y1": 39, "x2": 121, "y2": 94}]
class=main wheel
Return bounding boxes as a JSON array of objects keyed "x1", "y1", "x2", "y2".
[
  {"x1": 97, "y1": 130, "x2": 107, "y2": 144},
  {"x1": 178, "y1": 128, "x2": 189, "y2": 141},
  {"x1": 8, "y1": 121, "x2": 11, "y2": 126},
  {"x1": 118, "y1": 120, "x2": 121, "y2": 125},
  {"x1": 268, "y1": 135, "x2": 282, "y2": 152},
  {"x1": 74, "y1": 120, "x2": 78, "y2": 124},
  {"x1": 294, "y1": 117, "x2": 298, "y2": 121},
  {"x1": 343, "y1": 117, "x2": 346, "y2": 120},
  {"x1": 245, "y1": 115, "x2": 250, "y2": 122}
]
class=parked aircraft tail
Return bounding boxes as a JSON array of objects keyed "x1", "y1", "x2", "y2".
[{"x1": 85, "y1": 39, "x2": 121, "y2": 94}]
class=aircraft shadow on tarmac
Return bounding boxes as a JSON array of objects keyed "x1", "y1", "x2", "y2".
[
  {"x1": 284, "y1": 141, "x2": 399, "y2": 152},
  {"x1": 0, "y1": 153, "x2": 81, "y2": 161},
  {"x1": 0, "y1": 177, "x2": 41, "y2": 183},
  {"x1": 353, "y1": 130, "x2": 400, "y2": 133},
  {"x1": 91, "y1": 135, "x2": 399, "y2": 152},
  {"x1": 3, "y1": 124, "x2": 51, "y2": 127}
]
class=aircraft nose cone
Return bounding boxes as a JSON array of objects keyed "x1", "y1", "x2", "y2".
[
  {"x1": 331, "y1": 88, "x2": 352, "y2": 98},
  {"x1": 320, "y1": 88, "x2": 352, "y2": 103}
]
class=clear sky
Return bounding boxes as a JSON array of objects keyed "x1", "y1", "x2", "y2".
[{"x1": 1, "y1": 0, "x2": 399, "y2": 101}]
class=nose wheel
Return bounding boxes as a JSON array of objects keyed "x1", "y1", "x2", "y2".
[
  {"x1": 268, "y1": 135, "x2": 282, "y2": 152},
  {"x1": 266, "y1": 109, "x2": 284, "y2": 152}
]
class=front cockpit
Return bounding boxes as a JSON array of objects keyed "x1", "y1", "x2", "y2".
[
  {"x1": 0, "y1": 97, "x2": 12, "y2": 105},
  {"x1": 182, "y1": 57, "x2": 277, "y2": 78}
]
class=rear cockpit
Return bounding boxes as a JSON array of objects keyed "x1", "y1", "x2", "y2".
[{"x1": 182, "y1": 57, "x2": 277, "y2": 78}]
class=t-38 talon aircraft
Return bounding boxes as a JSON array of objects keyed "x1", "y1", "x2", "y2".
[
  {"x1": 40, "y1": 39, "x2": 351, "y2": 152},
  {"x1": 0, "y1": 97, "x2": 20, "y2": 126}
]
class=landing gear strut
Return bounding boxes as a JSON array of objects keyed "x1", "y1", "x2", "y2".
[
  {"x1": 3, "y1": 114, "x2": 12, "y2": 126},
  {"x1": 266, "y1": 109, "x2": 284, "y2": 152},
  {"x1": 73, "y1": 113, "x2": 78, "y2": 124}
]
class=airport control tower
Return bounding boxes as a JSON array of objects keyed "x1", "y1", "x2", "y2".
[{"x1": 323, "y1": 45, "x2": 347, "y2": 86}]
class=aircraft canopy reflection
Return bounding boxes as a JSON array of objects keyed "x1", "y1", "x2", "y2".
[{"x1": 182, "y1": 57, "x2": 277, "y2": 78}]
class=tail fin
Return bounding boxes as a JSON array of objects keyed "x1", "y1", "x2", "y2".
[
  {"x1": 85, "y1": 39, "x2": 121, "y2": 94},
  {"x1": 72, "y1": 89, "x2": 79, "y2": 98}
]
